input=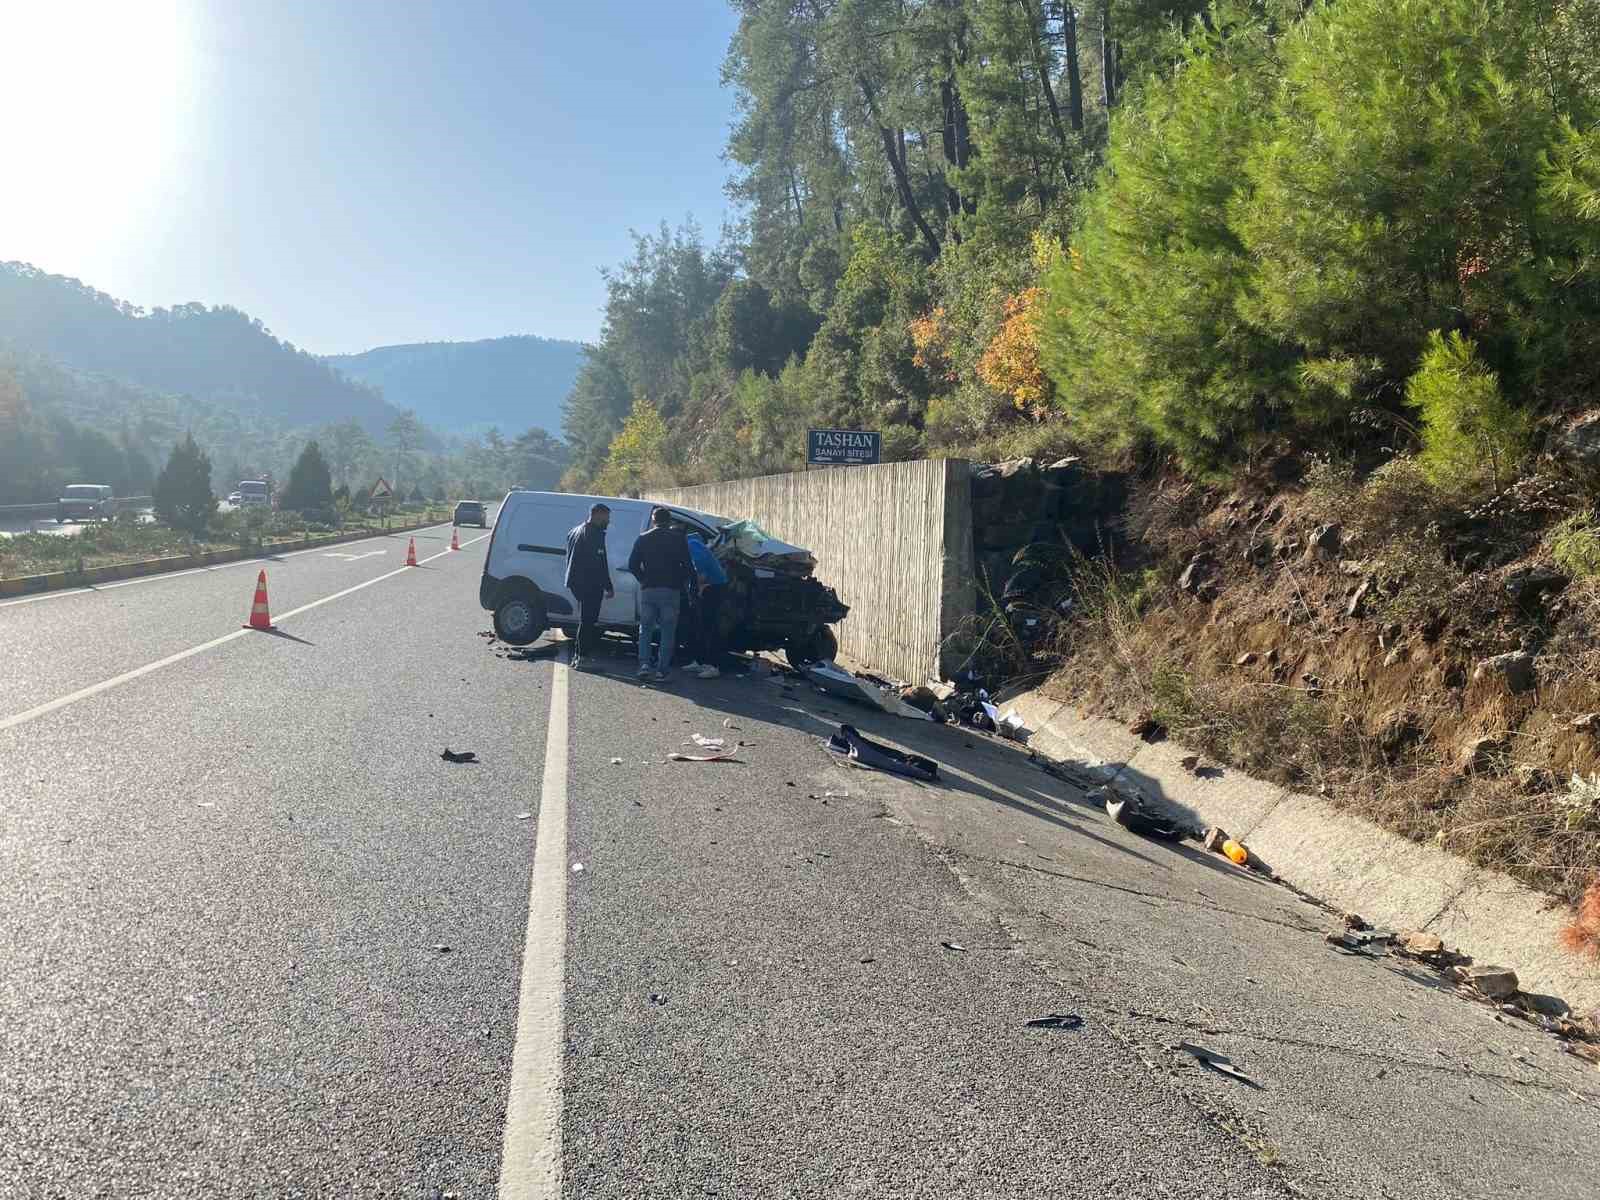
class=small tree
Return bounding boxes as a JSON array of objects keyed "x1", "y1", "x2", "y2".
[
  {"x1": 280, "y1": 440, "x2": 335, "y2": 513},
  {"x1": 1407, "y1": 331, "x2": 1531, "y2": 493},
  {"x1": 153, "y1": 434, "x2": 217, "y2": 535},
  {"x1": 594, "y1": 398, "x2": 673, "y2": 496}
]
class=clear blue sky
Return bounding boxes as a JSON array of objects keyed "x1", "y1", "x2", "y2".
[{"x1": 0, "y1": 0, "x2": 738, "y2": 354}]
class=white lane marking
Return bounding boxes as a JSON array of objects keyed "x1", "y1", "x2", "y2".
[
  {"x1": 498, "y1": 656, "x2": 569, "y2": 1198},
  {"x1": 0, "y1": 526, "x2": 450, "y2": 609},
  {"x1": 322, "y1": 550, "x2": 385, "y2": 561},
  {"x1": 0, "y1": 532, "x2": 490, "y2": 733}
]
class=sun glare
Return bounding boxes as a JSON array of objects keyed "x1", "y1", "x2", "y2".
[{"x1": 0, "y1": 1, "x2": 190, "y2": 268}]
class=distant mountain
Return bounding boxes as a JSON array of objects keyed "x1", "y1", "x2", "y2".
[
  {"x1": 0, "y1": 261, "x2": 397, "y2": 435},
  {"x1": 325, "y1": 335, "x2": 584, "y2": 436}
]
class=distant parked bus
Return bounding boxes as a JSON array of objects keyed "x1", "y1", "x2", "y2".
[{"x1": 237, "y1": 480, "x2": 271, "y2": 508}]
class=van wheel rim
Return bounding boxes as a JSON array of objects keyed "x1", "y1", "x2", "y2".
[{"x1": 504, "y1": 603, "x2": 532, "y2": 636}]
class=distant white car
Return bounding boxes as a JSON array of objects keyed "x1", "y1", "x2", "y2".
[{"x1": 228, "y1": 491, "x2": 242, "y2": 505}]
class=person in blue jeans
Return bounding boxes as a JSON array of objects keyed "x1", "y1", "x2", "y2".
[
  {"x1": 626, "y1": 507, "x2": 694, "y2": 682},
  {"x1": 679, "y1": 532, "x2": 729, "y2": 679}
]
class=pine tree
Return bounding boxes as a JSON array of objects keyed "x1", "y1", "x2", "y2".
[
  {"x1": 153, "y1": 434, "x2": 217, "y2": 535},
  {"x1": 280, "y1": 440, "x2": 335, "y2": 514}
]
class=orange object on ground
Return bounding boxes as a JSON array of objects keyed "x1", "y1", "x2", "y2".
[
  {"x1": 242, "y1": 569, "x2": 276, "y2": 630},
  {"x1": 449, "y1": 528, "x2": 460, "y2": 551},
  {"x1": 405, "y1": 537, "x2": 418, "y2": 566},
  {"x1": 1222, "y1": 839, "x2": 1249, "y2": 866}
]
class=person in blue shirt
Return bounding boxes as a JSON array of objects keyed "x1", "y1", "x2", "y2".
[{"x1": 680, "y1": 532, "x2": 729, "y2": 679}]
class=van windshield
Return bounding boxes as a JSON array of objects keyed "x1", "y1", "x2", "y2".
[
  {"x1": 239, "y1": 482, "x2": 268, "y2": 496},
  {"x1": 63, "y1": 486, "x2": 105, "y2": 499}
]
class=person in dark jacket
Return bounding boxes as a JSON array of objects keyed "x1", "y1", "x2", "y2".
[
  {"x1": 564, "y1": 503, "x2": 613, "y2": 670},
  {"x1": 627, "y1": 507, "x2": 694, "y2": 681}
]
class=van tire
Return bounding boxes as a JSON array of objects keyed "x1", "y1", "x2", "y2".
[
  {"x1": 493, "y1": 590, "x2": 546, "y2": 646},
  {"x1": 784, "y1": 624, "x2": 838, "y2": 668}
]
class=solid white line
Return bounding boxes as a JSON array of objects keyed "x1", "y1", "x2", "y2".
[
  {"x1": 0, "y1": 532, "x2": 490, "y2": 733},
  {"x1": 0, "y1": 524, "x2": 452, "y2": 609},
  {"x1": 498, "y1": 656, "x2": 570, "y2": 1198}
]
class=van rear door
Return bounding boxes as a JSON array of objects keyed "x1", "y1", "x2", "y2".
[{"x1": 498, "y1": 497, "x2": 588, "y2": 622}]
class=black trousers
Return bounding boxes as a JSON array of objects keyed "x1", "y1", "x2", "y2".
[
  {"x1": 695, "y1": 584, "x2": 725, "y2": 664},
  {"x1": 574, "y1": 587, "x2": 604, "y2": 657}
]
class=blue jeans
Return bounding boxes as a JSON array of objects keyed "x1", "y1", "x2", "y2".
[{"x1": 638, "y1": 587, "x2": 681, "y2": 672}]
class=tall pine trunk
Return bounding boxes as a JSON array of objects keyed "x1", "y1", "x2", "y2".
[
  {"x1": 1062, "y1": 2, "x2": 1085, "y2": 131},
  {"x1": 1019, "y1": 0, "x2": 1068, "y2": 150},
  {"x1": 860, "y1": 75, "x2": 941, "y2": 255},
  {"x1": 1100, "y1": 1, "x2": 1116, "y2": 109}
]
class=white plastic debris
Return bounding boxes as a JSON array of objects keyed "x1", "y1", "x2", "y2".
[
  {"x1": 609, "y1": 757, "x2": 623, "y2": 765},
  {"x1": 998, "y1": 709, "x2": 1030, "y2": 741},
  {"x1": 571, "y1": 862, "x2": 585, "y2": 873}
]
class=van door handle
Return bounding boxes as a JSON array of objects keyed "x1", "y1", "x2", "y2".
[{"x1": 517, "y1": 543, "x2": 566, "y2": 555}]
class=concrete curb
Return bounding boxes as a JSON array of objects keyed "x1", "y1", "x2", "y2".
[
  {"x1": 0, "y1": 519, "x2": 448, "y2": 598},
  {"x1": 1006, "y1": 690, "x2": 1600, "y2": 1012}
]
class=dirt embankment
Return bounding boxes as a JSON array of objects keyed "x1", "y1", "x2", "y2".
[{"x1": 1042, "y1": 416, "x2": 1600, "y2": 934}]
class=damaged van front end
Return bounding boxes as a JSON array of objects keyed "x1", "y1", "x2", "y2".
[{"x1": 708, "y1": 519, "x2": 848, "y2": 666}]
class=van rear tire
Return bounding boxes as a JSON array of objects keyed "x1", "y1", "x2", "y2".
[{"x1": 493, "y1": 592, "x2": 545, "y2": 646}]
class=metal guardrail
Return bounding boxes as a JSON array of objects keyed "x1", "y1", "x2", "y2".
[{"x1": 0, "y1": 495, "x2": 153, "y2": 520}]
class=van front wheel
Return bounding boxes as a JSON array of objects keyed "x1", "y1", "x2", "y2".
[{"x1": 493, "y1": 592, "x2": 545, "y2": 646}]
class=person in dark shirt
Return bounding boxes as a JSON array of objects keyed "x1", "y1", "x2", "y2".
[
  {"x1": 626, "y1": 507, "x2": 694, "y2": 682},
  {"x1": 564, "y1": 503, "x2": 613, "y2": 671}
]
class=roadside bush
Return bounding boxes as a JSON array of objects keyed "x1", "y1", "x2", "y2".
[
  {"x1": 1407, "y1": 332, "x2": 1531, "y2": 494},
  {"x1": 1550, "y1": 513, "x2": 1600, "y2": 579}
]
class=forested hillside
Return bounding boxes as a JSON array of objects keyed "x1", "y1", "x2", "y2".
[
  {"x1": 0, "y1": 262, "x2": 395, "y2": 434},
  {"x1": 561, "y1": 0, "x2": 1600, "y2": 493},
  {"x1": 326, "y1": 335, "x2": 584, "y2": 437},
  {"x1": 0, "y1": 266, "x2": 570, "y2": 505}
]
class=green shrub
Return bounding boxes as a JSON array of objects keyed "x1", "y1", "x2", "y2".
[
  {"x1": 1406, "y1": 331, "x2": 1530, "y2": 493},
  {"x1": 1550, "y1": 513, "x2": 1600, "y2": 578}
]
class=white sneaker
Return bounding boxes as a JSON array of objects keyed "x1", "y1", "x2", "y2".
[
  {"x1": 679, "y1": 661, "x2": 702, "y2": 672},
  {"x1": 696, "y1": 665, "x2": 721, "y2": 679}
]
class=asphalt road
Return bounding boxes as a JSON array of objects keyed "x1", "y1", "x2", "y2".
[{"x1": 2, "y1": 523, "x2": 1596, "y2": 1199}]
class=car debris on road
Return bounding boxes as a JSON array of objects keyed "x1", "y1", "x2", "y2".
[
  {"x1": 1026, "y1": 1013, "x2": 1084, "y2": 1030},
  {"x1": 440, "y1": 748, "x2": 477, "y2": 764},
  {"x1": 1175, "y1": 1041, "x2": 1261, "y2": 1088},
  {"x1": 825, "y1": 724, "x2": 939, "y2": 782}
]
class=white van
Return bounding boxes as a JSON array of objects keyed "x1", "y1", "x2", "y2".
[{"x1": 478, "y1": 491, "x2": 730, "y2": 646}]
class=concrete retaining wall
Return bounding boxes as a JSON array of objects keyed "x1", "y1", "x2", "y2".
[
  {"x1": 1005, "y1": 691, "x2": 1600, "y2": 1011},
  {"x1": 649, "y1": 460, "x2": 975, "y2": 684}
]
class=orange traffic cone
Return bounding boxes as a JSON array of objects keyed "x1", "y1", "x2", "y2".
[
  {"x1": 405, "y1": 537, "x2": 419, "y2": 566},
  {"x1": 242, "y1": 569, "x2": 276, "y2": 630},
  {"x1": 449, "y1": 528, "x2": 460, "y2": 551}
]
